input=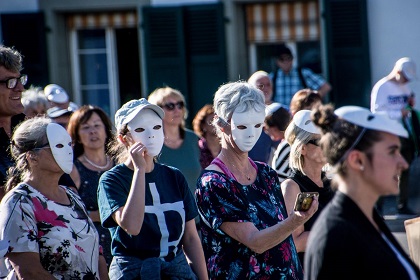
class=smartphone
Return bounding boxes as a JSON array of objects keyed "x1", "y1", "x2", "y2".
[{"x1": 294, "y1": 192, "x2": 319, "y2": 212}]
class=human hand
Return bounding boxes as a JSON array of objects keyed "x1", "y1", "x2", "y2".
[
  {"x1": 126, "y1": 135, "x2": 147, "y2": 170},
  {"x1": 402, "y1": 109, "x2": 411, "y2": 118},
  {"x1": 291, "y1": 196, "x2": 319, "y2": 224}
]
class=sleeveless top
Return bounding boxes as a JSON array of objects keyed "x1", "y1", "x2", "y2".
[
  {"x1": 74, "y1": 159, "x2": 110, "y2": 211},
  {"x1": 289, "y1": 170, "x2": 334, "y2": 231},
  {"x1": 289, "y1": 169, "x2": 335, "y2": 266}
]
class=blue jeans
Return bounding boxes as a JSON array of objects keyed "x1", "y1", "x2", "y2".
[{"x1": 109, "y1": 252, "x2": 198, "y2": 280}]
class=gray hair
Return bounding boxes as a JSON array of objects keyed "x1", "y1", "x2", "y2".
[
  {"x1": 22, "y1": 86, "x2": 48, "y2": 115},
  {"x1": 213, "y1": 81, "x2": 265, "y2": 134},
  {"x1": 6, "y1": 117, "x2": 51, "y2": 192},
  {"x1": 0, "y1": 45, "x2": 23, "y2": 72},
  {"x1": 247, "y1": 70, "x2": 270, "y2": 86}
]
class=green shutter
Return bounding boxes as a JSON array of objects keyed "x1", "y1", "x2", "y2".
[
  {"x1": 142, "y1": 6, "x2": 188, "y2": 96},
  {"x1": 184, "y1": 3, "x2": 227, "y2": 116},
  {"x1": 323, "y1": 0, "x2": 371, "y2": 107},
  {"x1": 1, "y1": 12, "x2": 49, "y2": 86},
  {"x1": 142, "y1": 4, "x2": 227, "y2": 125}
]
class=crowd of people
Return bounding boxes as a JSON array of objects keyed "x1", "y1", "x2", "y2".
[{"x1": 0, "y1": 41, "x2": 420, "y2": 280}]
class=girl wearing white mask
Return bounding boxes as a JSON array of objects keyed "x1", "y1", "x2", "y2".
[
  {"x1": 0, "y1": 117, "x2": 107, "y2": 279},
  {"x1": 97, "y1": 98, "x2": 207, "y2": 280},
  {"x1": 195, "y1": 81, "x2": 318, "y2": 279}
]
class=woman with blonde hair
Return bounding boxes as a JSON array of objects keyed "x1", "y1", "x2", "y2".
[
  {"x1": 148, "y1": 87, "x2": 201, "y2": 197},
  {"x1": 281, "y1": 110, "x2": 334, "y2": 265}
]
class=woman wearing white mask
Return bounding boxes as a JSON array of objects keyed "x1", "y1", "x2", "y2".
[
  {"x1": 97, "y1": 99, "x2": 207, "y2": 280},
  {"x1": 0, "y1": 117, "x2": 107, "y2": 279},
  {"x1": 195, "y1": 81, "x2": 318, "y2": 279}
]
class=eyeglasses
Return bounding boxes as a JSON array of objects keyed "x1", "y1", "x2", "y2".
[
  {"x1": 163, "y1": 101, "x2": 184, "y2": 111},
  {"x1": 307, "y1": 139, "x2": 320, "y2": 147},
  {"x1": 0, "y1": 75, "x2": 28, "y2": 89}
]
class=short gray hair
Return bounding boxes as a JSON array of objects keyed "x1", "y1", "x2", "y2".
[{"x1": 213, "y1": 81, "x2": 265, "y2": 133}]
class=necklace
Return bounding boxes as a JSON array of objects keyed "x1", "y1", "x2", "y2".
[
  {"x1": 83, "y1": 155, "x2": 109, "y2": 169},
  {"x1": 222, "y1": 155, "x2": 252, "y2": 181}
]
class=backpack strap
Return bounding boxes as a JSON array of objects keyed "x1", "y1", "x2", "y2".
[
  {"x1": 271, "y1": 68, "x2": 278, "y2": 102},
  {"x1": 297, "y1": 66, "x2": 308, "y2": 88}
]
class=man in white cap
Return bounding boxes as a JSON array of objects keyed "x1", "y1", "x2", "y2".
[{"x1": 370, "y1": 57, "x2": 418, "y2": 215}]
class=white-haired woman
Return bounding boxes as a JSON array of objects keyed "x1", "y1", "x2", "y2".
[{"x1": 195, "y1": 81, "x2": 318, "y2": 279}]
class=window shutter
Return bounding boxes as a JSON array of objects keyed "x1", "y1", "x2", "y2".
[
  {"x1": 324, "y1": 0, "x2": 371, "y2": 107},
  {"x1": 1, "y1": 12, "x2": 49, "y2": 86},
  {"x1": 184, "y1": 3, "x2": 227, "y2": 114},
  {"x1": 142, "y1": 6, "x2": 188, "y2": 96}
]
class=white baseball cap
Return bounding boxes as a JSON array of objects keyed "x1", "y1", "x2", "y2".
[
  {"x1": 44, "y1": 84, "x2": 69, "y2": 104},
  {"x1": 115, "y1": 98, "x2": 164, "y2": 130},
  {"x1": 334, "y1": 106, "x2": 408, "y2": 138},
  {"x1": 396, "y1": 57, "x2": 417, "y2": 81},
  {"x1": 293, "y1": 109, "x2": 320, "y2": 134},
  {"x1": 265, "y1": 102, "x2": 289, "y2": 117}
]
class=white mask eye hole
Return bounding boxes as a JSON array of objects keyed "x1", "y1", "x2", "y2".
[
  {"x1": 55, "y1": 143, "x2": 64, "y2": 148},
  {"x1": 255, "y1": 123, "x2": 262, "y2": 128},
  {"x1": 153, "y1": 125, "x2": 162, "y2": 130},
  {"x1": 236, "y1": 125, "x2": 247, "y2": 130},
  {"x1": 134, "y1": 128, "x2": 145, "y2": 133},
  {"x1": 68, "y1": 142, "x2": 73, "y2": 147}
]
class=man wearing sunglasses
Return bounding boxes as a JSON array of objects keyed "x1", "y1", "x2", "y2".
[
  {"x1": 0, "y1": 45, "x2": 27, "y2": 198},
  {"x1": 269, "y1": 44, "x2": 331, "y2": 106}
]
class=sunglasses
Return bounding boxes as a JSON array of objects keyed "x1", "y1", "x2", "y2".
[
  {"x1": 307, "y1": 139, "x2": 320, "y2": 146},
  {"x1": 163, "y1": 101, "x2": 185, "y2": 111}
]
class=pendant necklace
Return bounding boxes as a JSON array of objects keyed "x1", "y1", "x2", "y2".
[{"x1": 83, "y1": 155, "x2": 109, "y2": 170}]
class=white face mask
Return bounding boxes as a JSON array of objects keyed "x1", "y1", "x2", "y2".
[
  {"x1": 127, "y1": 109, "x2": 164, "y2": 156},
  {"x1": 230, "y1": 108, "x2": 265, "y2": 152},
  {"x1": 46, "y1": 123, "x2": 74, "y2": 174}
]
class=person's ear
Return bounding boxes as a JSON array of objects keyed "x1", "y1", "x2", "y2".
[
  {"x1": 347, "y1": 150, "x2": 365, "y2": 171},
  {"x1": 118, "y1": 134, "x2": 127, "y2": 145},
  {"x1": 26, "y1": 151, "x2": 37, "y2": 163}
]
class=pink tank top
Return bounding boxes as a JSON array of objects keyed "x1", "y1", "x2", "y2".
[{"x1": 211, "y1": 157, "x2": 258, "y2": 182}]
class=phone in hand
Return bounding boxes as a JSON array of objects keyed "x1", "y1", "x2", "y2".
[{"x1": 294, "y1": 192, "x2": 319, "y2": 212}]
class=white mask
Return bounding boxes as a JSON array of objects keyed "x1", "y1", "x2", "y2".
[
  {"x1": 230, "y1": 108, "x2": 265, "y2": 152},
  {"x1": 46, "y1": 123, "x2": 74, "y2": 174},
  {"x1": 127, "y1": 109, "x2": 164, "y2": 156}
]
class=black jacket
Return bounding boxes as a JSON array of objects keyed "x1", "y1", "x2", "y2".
[{"x1": 304, "y1": 191, "x2": 420, "y2": 280}]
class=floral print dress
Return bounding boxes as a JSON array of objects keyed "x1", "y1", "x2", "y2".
[
  {"x1": 195, "y1": 159, "x2": 303, "y2": 279},
  {"x1": 0, "y1": 183, "x2": 100, "y2": 280}
]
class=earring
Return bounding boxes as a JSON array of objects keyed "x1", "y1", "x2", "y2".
[{"x1": 360, "y1": 165, "x2": 364, "y2": 171}]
